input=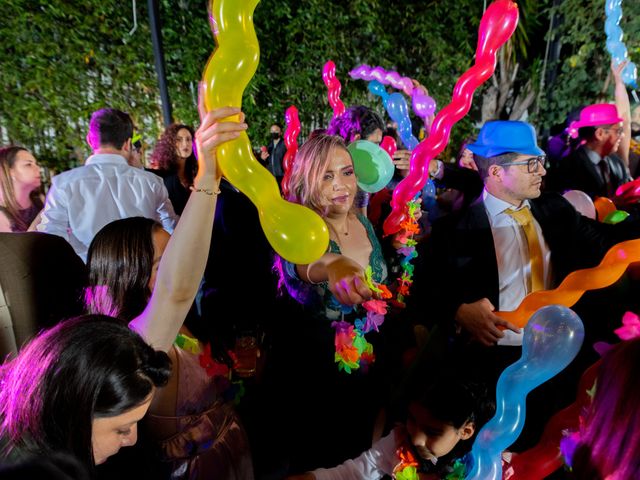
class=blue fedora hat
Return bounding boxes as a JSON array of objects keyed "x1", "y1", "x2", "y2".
[{"x1": 467, "y1": 120, "x2": 544, "y2": 158}]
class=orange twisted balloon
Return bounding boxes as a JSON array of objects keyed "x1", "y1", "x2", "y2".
[
  {"x1": 202, "y1": 0, "x2": 329, "y2": 265},
  {"x1": 499, "y1": 238, "x2": 640, "y2": 328}
]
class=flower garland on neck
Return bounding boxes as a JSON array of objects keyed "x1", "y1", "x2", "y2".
[
  {"x1": 175, "y1": 333, "x2": 245, "y2": 404},
  {"x1": 332, "y1": 198, "x2": 420, "y2": 373}
]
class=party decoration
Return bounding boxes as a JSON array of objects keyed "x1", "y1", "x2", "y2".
[
  {"x1": 614, "y1": 310, "x2": 640, "y2": 340},
  {"x1": 348, "y1": 140, "x2": 395, "y2": 193},
  {"x1": 322, "y1": 60, "x2": 346, "y2": 121},
  {"x1": 369, "y1": 80, "x2": 419, "y2": 150},
  {"x1": 603, "y1": 209, "x2": 629, "y2": 224},
  {"x1": 380, "y1": 135, "x2": 398, "y2": 161},
  {"x1": 384, "y1": 0, "x2": 519, "y2": 236},
  {"x1": 563, "y1": 190, "x2": 596, "y2": 220},
  {"x1": 498, "y1": 238, "x2": 640, "y2": 328},
  {"x1": 202, "y1": 0, "x2": 329, "y2": 265},
  {"x1": 509, "y1": 360, "x2": 599, "y2": 479},
  {"x1": 350, "y1": 64, "x2": 437, "y2": 122},
  {"x1": 466, "y1": 305, "x2": 585, "y2": 480},
  {"x1": 593, "y1": 196, "x2": 616, "y2": 221},
  {"x1": 393, "y1": 446, "x2": 419, "y2": 480},
  {"x1": 281, "y1": 105, "x2": 301, "y2": 198},
  {"x1": 604, "y1": 0, "x2": 637, "y2": 88}
]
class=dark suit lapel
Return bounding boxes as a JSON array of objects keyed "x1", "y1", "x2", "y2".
[{"x1": 576, "y1": 147, "x2": 606, "y2": 192}]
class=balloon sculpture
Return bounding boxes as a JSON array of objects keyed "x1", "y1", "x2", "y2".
[
  {"x1": 281, "y1": 105, "x2": 301, "y2": 198},
  {"x1": 349, "y1": 65, "x2": 437, "y2": 122},
  {"x1": 322, "y1": 60, "x2": 346, "y2": 121},
  {"x1": 368, "y1": 80, "x2": 419, "y2": 150},
  {"x1": 202, "y1": 0, "x2": 329, "y2": 265},
  {"x1": 604, "y1": 0, "x2": 637, "y2": 88},
  {"x1": 383, "y1": 0, "x2": 520, "y2": 236},
  {"x1": 498, "y1": 238, "x2": 640, "y2": 328},
  {"x1": 509, "y1": 360, "x2": 599, "y2": 480},
  {"x1": 466, "y1": 305, "x2": 585, "y2": 480}
]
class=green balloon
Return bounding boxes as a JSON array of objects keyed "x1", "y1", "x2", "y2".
[
  {"x1": 603, "y1": 210, "x2": 630, "y2": 224},
  {"x1": 347, "y1": 140, "x2": 394, "y2": 193}
]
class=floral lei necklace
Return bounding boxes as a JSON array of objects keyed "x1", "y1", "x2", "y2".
[
  {"x1": 332, "y1": 198, "x2": 421, "y2": 373},
  {"x1": 174, "y1": 333, "x2": 245, "y2": 404}
]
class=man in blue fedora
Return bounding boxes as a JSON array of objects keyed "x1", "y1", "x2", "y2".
[{"x1": 407, "y1": 120, "x2": 640, "y2": 448}]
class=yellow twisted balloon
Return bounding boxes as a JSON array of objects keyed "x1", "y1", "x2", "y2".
[
  {"x1": 499, "y1": 238, "x2": 640, "y2": 327},
  {"x1": 202, "y1": 0, "x2": 329, "y2": 264}
]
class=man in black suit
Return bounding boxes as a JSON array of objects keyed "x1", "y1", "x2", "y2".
[
  {"x1": 409, "y1": 120, "x2": 640, "y2": 448},
  {"x1": 260, "y1": 122, "x2": 286, "y2": 186},
  {"x1": 557, "y1": 103, "x2": 631, "y2": 199}
]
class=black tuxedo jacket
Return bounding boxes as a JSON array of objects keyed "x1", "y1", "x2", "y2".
[
  {"x1": 557, "y1": 146, "x2": 630, "y2": 198},
  {"x1": 410, "y1": 192, "x2": 640, "y2": 331}
]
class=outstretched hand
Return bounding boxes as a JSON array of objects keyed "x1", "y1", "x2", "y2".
[
  {"x1": 611, "y1": 59, "x2": 629, "y2": 84},
  {"x1": 455, "y1": 298, "x2": 521, "y2": 346},
  {"x1": 326, "y1": 256, "x2": 373, "y2": 306},
  {"x1": 194, "y1": 83, "x2": 248, "y2": 182}
]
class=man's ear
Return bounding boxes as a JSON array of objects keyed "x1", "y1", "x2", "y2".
[
  {"x1": 351, "y1": 133, "x2": 362, "y2": 142},
  {"x1": 122, "y1": 138, "x2": 132, "y2": 152},
  {"x1": 594, "y1": 127, "x2": 607, "y2": 142},
  {"x1": 488, "y1": 164, "x2": 502, "y2": 180},
  {"x1": 459, "y1": 421, "x2": 475, "y2": 441}
]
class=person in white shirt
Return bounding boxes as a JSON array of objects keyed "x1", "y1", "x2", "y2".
[{"x1": 36, "y1": 108, "x2": 178, "y2": 261}]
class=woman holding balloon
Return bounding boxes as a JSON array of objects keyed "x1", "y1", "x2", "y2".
[{"x1": 274, "y1": 133, "x2": 408, "y2": 471}]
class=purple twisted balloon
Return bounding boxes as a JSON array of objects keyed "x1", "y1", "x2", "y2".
[{"x1": 349, "y1": 65, "x2": 437, "y2": 120}]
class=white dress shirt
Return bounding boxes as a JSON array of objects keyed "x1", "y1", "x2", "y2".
[
  {"x1": 37, "y1": 153, "x2": 178, "y2": 262},
  {"x1": 483, "y1": 190, "x2": 552, "y2": 346}
]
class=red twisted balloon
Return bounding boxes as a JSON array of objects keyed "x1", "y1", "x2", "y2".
[
  {"x1": 383, "y1": 0, "x2": 519, "y2": 236},
  {"x1": 281, "y1": 105, "x2": 301, "y2": 198},
  {"x1": 509, "y1": 361, "x2": 599, "y2": 479},
  {"x1": 322, "y1": 60, "x2": 346, "y2": 121},
  {"x1": 380, "y1": 135, "x2": 398, "y2": 161}
]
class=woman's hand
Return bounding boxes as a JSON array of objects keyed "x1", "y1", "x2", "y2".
[
  {"x1": 194, "y1": 83, "x2": 248, "y2": 184},
  {"x1": 326, "y1": 256, "x2": 372, "y2": 306}
]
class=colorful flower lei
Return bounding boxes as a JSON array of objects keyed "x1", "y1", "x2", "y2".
[
  {"x1": 393, "y1": 446, "x2": 419, "y2": 480},
  {"x1": 332, "y1": 198, "x2": 420, "y2": 373},
  {"x1": 394, "y1": 198, "x2": 421, "y2": 308},
  {"x1": 175, "y1": 333, "x2": 245, "y2": 404}
]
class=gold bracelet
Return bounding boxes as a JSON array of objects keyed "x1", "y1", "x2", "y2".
[{"x1": 191, "y1": 186, "x2": 221, "y2": 195}]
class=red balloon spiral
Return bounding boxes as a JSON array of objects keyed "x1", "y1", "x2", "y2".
[
  {"x1": 281, "y1": 105, "x2": 301, "y2": 197},
  {"x1": 322, "y1": 60, "x2": 346, "y2": 121},
  {"x1": 383, "y1": 0, "x2": 519, "y2": 236}
]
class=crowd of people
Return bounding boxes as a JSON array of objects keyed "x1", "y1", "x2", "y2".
[{"x1": 1, "y1": 53, "x2": 640, "y2": 480}]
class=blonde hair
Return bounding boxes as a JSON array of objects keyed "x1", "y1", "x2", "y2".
[{"x1": 286, "y1": 133, "x2": 354, "y2": 216}]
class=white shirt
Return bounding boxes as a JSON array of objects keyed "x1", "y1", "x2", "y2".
[
  {"x1": 312, "y1": 428, "x2": 401, "y2": 480},
  {"x1": 483, "y1": 190, "x2": 552, "y2": 346},
  {"x1": 37, "y1": 153, "x2": 178, "y2": 262}
]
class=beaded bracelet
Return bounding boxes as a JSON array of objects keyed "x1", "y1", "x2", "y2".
[{"x1": 191, "y1": 186, "x2": 222, "y2": 195}]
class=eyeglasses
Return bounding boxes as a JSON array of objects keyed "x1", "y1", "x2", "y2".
[
  {"x1": 501, "y1": 156, "x2": 546, "y2": 173},
  {"x1": 602, "y1": 126, "x2": 624, "y2": 136}
]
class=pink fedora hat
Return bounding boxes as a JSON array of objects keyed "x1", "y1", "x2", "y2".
[{"x1": 568, "y1": 103, "x2": 623, "y2": 138}]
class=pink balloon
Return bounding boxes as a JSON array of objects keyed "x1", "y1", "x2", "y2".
[
  {"x1": 322, "y1": 60, "x2": 346, "y2": 121},
  {"x1": 563, "y1": 190, "x2": 596, "y2": 220},
  {"x1": 349, "y1": 64, "x2": 437, "y2": 122},
  {"x1": 383, "y1": 0, "x2": 519, "y2": 236},
  {"x1": 281, "y1": 105, "x2": 301, "y2": 198}
]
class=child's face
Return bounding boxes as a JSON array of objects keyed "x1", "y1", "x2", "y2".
[{"x1": 406, "y1": 402, "x2": 474, "y2": 461}]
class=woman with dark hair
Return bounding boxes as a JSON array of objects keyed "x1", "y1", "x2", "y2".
[
  {"x1": 150, "y1": 123, "x2": 197, "y2": 215},
  {"x1": 569, "y1": 338, "x2": 640, "y2": 479},
  {"x1": 86, "y1": 102, "x2": 254, "y2": 478},
  {"x1": 0, "y1": 146, "x2": 43, "y2": 232},
  {"x1": 0, "y1": 315, "x2": 172, "y2": 472}
]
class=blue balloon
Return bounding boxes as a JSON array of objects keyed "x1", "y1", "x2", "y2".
[
  {"x1": 604, "y1": 0, "x2": 637, "y2": 88},
  {"x1": 368, "y1": 81, "x2": 419, "y2": 151},
  {"x1": 465, "y1": 305, "x2": 585, "y2": 480}
]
